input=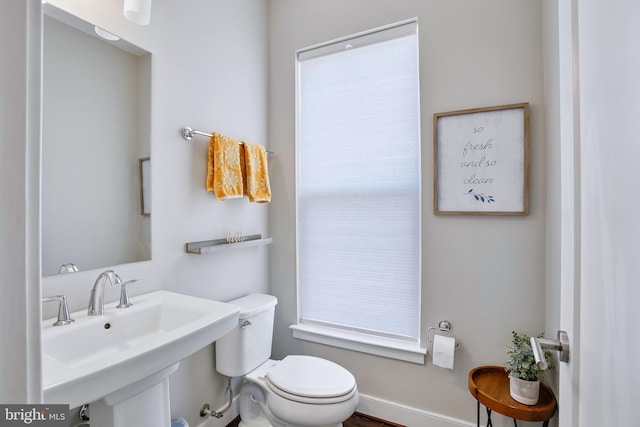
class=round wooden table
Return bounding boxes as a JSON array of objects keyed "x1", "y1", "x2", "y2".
[{"x1": 468, "y1": 366, "x2": 557, "y2": 427}]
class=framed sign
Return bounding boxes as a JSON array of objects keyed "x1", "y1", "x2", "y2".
[
  {"x1": 139, "y1": 157, "x2": 150, "y2": 216},
  {"x1": 434, "y1": 103, "x2": 529, "y2": 215}
]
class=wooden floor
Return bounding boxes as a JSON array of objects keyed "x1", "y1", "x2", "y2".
[
  {"x1": 226, "y1": 412, "x2": 404, "y2": 427},
  {"x1": 344, "y1": 412, "x2": 405, "y2": 427}
]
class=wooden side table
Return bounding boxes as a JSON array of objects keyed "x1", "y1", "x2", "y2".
[{"x1": 468, "y1": 366, "x2": 557, "y2": 427}]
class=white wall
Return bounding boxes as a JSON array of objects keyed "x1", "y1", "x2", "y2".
[
  {"x1": 541, "y1": 3, "x2": 562, "y2": 425},
  {"x1": 1, "y1": 0, "x2": 553, "y2": 425},
  {"x1": 268, "y1": 1, "x2": 546, "y2": 425},
  {"x1": 542, "y1": 0, "x2": 561, "y2": 336},
  {"x1": 0, "y1": 0, "x2": 42, "y2": 404},
  {"x1": 40, "y1": 1, "x2": 269, "y2": 426}
]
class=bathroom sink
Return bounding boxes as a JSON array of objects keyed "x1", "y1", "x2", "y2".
[{"x1": 42, "y1": 290, "x2": 240, "y2": 408}]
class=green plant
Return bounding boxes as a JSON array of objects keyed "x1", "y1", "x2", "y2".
[{"x1": 504, "y1": 331, "x2": 552, "y2": 381}]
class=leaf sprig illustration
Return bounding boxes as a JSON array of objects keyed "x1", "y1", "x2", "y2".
[{"x1": 466, "y1": 188, "x2": 495, "y2": 203}]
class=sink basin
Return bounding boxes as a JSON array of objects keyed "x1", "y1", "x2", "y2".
[{"x1": 42, "y1": 290, "x2": 240, "y2": 409}]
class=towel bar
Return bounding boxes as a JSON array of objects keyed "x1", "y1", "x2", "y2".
[{"x1": 181, "y1": 127, "x2": 274, "y2": 154}]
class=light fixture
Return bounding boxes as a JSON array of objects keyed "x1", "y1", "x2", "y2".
[
  {"x1": 123, "y1": 0, "x2": 152, "y2": 26},
  {"x1": 94, "y1": 26, "x2": 120, "y2": 41}
]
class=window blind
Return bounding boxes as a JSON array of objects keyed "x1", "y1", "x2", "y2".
[{"x1": 296, "y1": 20, "x2": 422, "y2": 345}]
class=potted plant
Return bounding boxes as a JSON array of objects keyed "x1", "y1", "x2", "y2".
[{"x1": 504, "y1": 331, "x2": 552, "y2": 405}]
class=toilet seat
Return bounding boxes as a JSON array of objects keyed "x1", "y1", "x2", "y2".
[
  {"x1": 265, "y1": 355, "x2": 356, "y2": 403},
  {"x1": 266, "y1": 377, "x2": 358, "y2": 405}
]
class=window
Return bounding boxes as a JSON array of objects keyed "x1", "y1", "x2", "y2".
[{"x1": 293, "y1": 19, "x2": 424, "y2": 363}]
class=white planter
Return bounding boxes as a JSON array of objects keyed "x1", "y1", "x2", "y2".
[{"x1": 509, "y1": 376, "x2": 540, "y2": 405}]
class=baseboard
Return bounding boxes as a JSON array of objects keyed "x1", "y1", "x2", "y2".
[
  {"x1": 193, "y1": 392, "x2": 475, "y2": 427},
  {"x1": 356, "y1": 393, "x2": 475, "y2": 427}
]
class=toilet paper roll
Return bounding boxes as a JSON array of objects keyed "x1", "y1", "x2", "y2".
[{"x1": 432, "y1": 334, "x2": 456, "y2": 369}]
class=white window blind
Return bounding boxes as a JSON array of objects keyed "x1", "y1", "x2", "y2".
[{"x1": 295, "y1": 20, "x2": 422, "y2": 360}]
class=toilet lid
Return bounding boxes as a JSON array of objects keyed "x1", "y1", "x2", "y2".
[{"x1": 266, "y1": 355, "x2": 356, "y2": 398}]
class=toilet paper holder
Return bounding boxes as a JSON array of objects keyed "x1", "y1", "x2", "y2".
[{"x1": 427, "y1": 320, "x2": 459, "y2": 347}]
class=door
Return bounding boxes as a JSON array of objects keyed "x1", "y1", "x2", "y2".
[{"x1": 558, "y1": 1, "x2": 640, "y2": 426}]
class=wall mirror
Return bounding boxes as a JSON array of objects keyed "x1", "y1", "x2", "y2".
[{"x1": 42, "y1": 4, "x2": 152, "y2": 276}]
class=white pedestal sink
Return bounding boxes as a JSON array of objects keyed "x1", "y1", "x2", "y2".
[{"x1": 42, "y1": 291, "x2": 241, "y2": 427}]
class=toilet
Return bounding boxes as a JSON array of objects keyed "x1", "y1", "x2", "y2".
[{"x1": 216, "y1": 294, "x2": 359, "y2": 427}]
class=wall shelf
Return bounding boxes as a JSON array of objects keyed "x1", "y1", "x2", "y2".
[{"x1": 185, "y1": 234, "x2": 272, "y2": 255}]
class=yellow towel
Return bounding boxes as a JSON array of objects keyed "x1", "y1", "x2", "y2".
[
  {"x1": 206, "y1": 132, "x2": 244, "y2": 200},
  {"x1": 242, "y1": 141, "x2": 271, "y2": 203}
]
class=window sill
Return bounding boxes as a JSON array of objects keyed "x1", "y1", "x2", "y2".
[{"x1": 290, "y1": 323, "x2": 426, "y2": 364}]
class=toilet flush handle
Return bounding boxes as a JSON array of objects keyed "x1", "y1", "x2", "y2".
[{"x1": 241, "y1": 320, "x2": 252, "y2": 329}]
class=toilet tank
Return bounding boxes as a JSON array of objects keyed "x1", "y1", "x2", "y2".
[{"x1": 215, "y1": 293, "x2": 278, "y2": 377}]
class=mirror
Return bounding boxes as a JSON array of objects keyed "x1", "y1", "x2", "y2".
[{"x1": 42, "y1": 4, "x2": 151, "y2": 276}]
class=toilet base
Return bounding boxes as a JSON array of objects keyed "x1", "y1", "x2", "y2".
[
  {"x1": 239, "y1": 418, "x2": 272, "y2": 427},
  {"x1": 238, "y1": 381, "x2": 347, "y2": 427}
]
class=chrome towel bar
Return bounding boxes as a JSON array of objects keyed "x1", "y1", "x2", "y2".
[{"x1": 181, "y1": 127, "x2": 273, "y2": 154}]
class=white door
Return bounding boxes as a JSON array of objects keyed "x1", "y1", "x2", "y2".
[{"x1": 559, "y1": 1, "x2": 640, "y2": 426}]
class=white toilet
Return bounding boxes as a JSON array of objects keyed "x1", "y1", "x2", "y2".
[{"x1": 216, "y1": 294, "x2": 359, "y2": 427}]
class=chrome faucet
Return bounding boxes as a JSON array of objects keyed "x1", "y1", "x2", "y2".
[
  {"x1": 117, "y1": 279, "x2": 141, "y2": 308},
  {"x1": 42, "y1": 295, "x2": 75, "y2": 326},
  {"x1": 88, "y1": 270, "x2": 122, "y2": 316},
  {"x1": 58, "y1": 263, "x2": 79, "y2": 274}
]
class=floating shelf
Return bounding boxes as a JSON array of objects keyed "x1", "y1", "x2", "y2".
[{"x1": 185, "y1": 234, "x2": 272, "y2": 255}]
